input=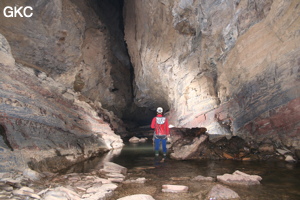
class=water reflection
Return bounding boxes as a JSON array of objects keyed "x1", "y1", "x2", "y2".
[{"x1": 67, "y1": 141, "x2": 300, "y2": 199}]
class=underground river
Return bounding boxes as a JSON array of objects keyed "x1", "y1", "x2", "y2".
[{"x1": 61, "y1": 140, "x2": 300, "y2": 200}]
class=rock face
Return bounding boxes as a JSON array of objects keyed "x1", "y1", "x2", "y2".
[
  {"x1": 0, "y1": 0, "x2": 133, "y2": 119},
  {"x1": 0, "y1": 33, "x2": 123, "y2": 171},
  {"x1": 0, "y1": 0, "x2": 299, "y2": 170},
  {"x1": 124, "y1": 0, "x2": 300, "y2": 148}
]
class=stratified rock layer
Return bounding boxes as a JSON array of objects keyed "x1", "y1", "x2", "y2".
[
  {"x1": 124, "y1": 0, "x2": 300, "y2": 148},
  {"x1": 0, "y1": 0, "x2": 132, "y2": 119},
  {"x1": 0, "y1": 33, "x2": 123, "y2": 171}
]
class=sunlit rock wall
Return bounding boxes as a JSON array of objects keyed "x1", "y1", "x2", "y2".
[
  {"x1": 124, "y1": 0, "x2": 300, "y2": 147},
  {"x1": 0, "y1": 33, "x2": 123, "y2": 171}
]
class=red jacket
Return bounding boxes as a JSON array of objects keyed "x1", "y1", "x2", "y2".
[{"x1": 151, "y1": 114, "x2": 170, "y2": 136}]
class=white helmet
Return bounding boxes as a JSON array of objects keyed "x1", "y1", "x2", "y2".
[{"x1": 156, "y1": 107, "x2": 163, "y2": 113}]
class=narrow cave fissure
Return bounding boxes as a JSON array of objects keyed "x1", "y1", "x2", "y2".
[
  {"x1": 0, "y1": 125, "x2": 13, "y2": 151},
  {"x1": 89, "y1": 0, "x2": 161, "y2": 127}
]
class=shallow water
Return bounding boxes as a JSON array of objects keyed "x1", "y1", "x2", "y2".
[{"x1": 69, "y1": 141, "x2": 300, "y2": 200}]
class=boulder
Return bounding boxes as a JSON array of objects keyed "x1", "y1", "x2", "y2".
[
  {"x1": 171, "y1": 134, "x2": 208, "y2": 160},
  {"x1": 129, "y1": 137, "x2": 141, "y2": 143},
  {"x1": 217, "y1": 170, "x2": 262, "y2": 186},
  {"x1": 101, "y1": 162, "x2": 127, "y2": 175},
  {"x1": 285, "y1": 155, "x2": 296, "y2": 163},
  {"x1": 276, "y1": 148, "x2": 291, "y2": 155},
  {"x1": 23, "y1": 168, "x2": 42, "y2": 181},
  {"x1": 206, "y1": 184, "x2": 240, "y2": 200}
]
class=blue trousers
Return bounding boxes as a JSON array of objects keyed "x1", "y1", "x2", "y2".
[{"x1": 154, "y1": 137, "x2": 167, "y2": 155}]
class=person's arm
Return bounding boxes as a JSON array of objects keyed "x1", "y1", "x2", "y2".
[{"x1": 151, "y1": 117, "x2": 156, "y2": 129}]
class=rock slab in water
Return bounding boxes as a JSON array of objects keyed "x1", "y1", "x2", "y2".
[
  {"x1": 206, "y1": 184, "x2": 240, "y2": 200},
  {"x1": 217, "y1": 170, "x2": 262, "y2": 186},
  {"x1": 101, "y1": 162, "x2": 128, "y2": 175},
  {"x1": 162, "y1": 184, "x2": 188, "y2": 193},
  {"x1": 124, "y1": 177, "x2": 146, "y2": 184},
  {"x1": 192, "y1": 175, "x2": 214, "y2": 182},
  {"x1": 129, "y1": 137, "x2": 148, "y2": 143},
  {"x1": 117, "y1": 194, "x2": 155, "y2": 200}
]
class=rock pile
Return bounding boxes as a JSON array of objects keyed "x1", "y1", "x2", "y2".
[
  {"x1": 169, "y1": 128, "x2": 298, "y2": 162},
  {"x1": 0, "y1": 162, "x2": 133, "y2": 200}
]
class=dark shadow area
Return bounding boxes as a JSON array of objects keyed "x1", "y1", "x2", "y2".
[
  {"x1": 88, "y1": 0, "x2": 169, "y2": 127},
  {"x1": 0, "y1": 124, "x2": 13, "y2": 151}
]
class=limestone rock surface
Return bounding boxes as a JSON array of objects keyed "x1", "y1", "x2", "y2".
[
  {"x1": 124, "y1": 0, "x2": 300, "y2": 148},
  {"x1": 0, "y1": 0, "x2": 133, "y2": 119},
  {"x1": 0, "y1": 33, "x2": 123, "y2": 172}
]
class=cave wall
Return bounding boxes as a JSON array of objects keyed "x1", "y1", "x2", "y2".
[
  {"x1": 0, "y1": 33, "x2": 124, "y2": 171},
  {"x1": 124, "y1": 0, "x2": 300, "y2": 147},
  {"x1": 0, "y1": 0, "x2": 131, "y2": 171},
  {"x1": 0, "y1": 0, "x2": 132, "y2": 119}
]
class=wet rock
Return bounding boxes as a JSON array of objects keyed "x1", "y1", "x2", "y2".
[
  {"x1": 117, "y1": 194, "x2": 155, "y2": 200},
  {"x1": 129, "y1": 136, "x2": 140, "y2": 143},
  {"x1": 129, "y1": 137, "x2": 148, "y2": 143},
  {"x1": 285, "y1": 155, "x2": 296, "y2": 163},
  {"x1": 170, "y1": 177, "x2": 190, "y2": 181},
  {"x1": 106, "y1": 172, "x2": 125, "y2": 183},
  {"x1": 43, "y1": 191, "x2": 69, "y2": 200},
  {"x1": 259, "y1": 143, "x2": 275, "y2": 153},
  {"x1": 162, "y1": 184, "x2": 188, "y2": 193},
  {"x1": 124, "y1": 177, "x2": 146, "y2": 184},
  {"x1": 217, "y1": 170, "x2": 262, "y2": 186},
  {"x1": 12, "y1": 186, "x2": 41, "y2": 199},
  {"x1": 52, "y1": 187, "x2": 81, "y2": 200},
  {"x1": 276, "y1": 148, "x2": 291, "y2": 155},
  {"x1": 192, "y1": 175, "x2": 214, "y2": 182},
  {"x1": 83, "y1": 183, "x2": 118, "y2": 200},
  {"x1": 23, "y1": 168, "x2": 42, "y2": 181},
  {"x1": 101, "y1": 162, "x2": 127, "y2": 175},
  {"x1": 171, "y1": 133, "x2": 208, "y2": 160},
  {"x1": 206, "y1": 184, "x2": 240, "y2": 200}
]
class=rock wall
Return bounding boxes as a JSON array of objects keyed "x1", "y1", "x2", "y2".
[
  {"x1": 0, "y1": 0, "x2": 132, "y2": 119},
  {"x1": 0, "y1": 0, "x2": 134, "y2": 171},
  {"x1": 124, "y1": 0, "x2": 300, "y2": 148},
  {"x1": 0, "y1": 32, "x2": 123, "y2": 171}
]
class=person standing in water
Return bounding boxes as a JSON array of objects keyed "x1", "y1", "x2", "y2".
[{"x1": 151, "y1": 107, "x2": 170, "y2": 159}]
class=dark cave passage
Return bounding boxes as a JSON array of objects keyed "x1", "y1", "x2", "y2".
[
  {"x1": 0, "y1": 124, "x2": 13, "y2": 151},
  {"x1": 88, "y1": 0, "x2": 168, "y2": 127}
]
